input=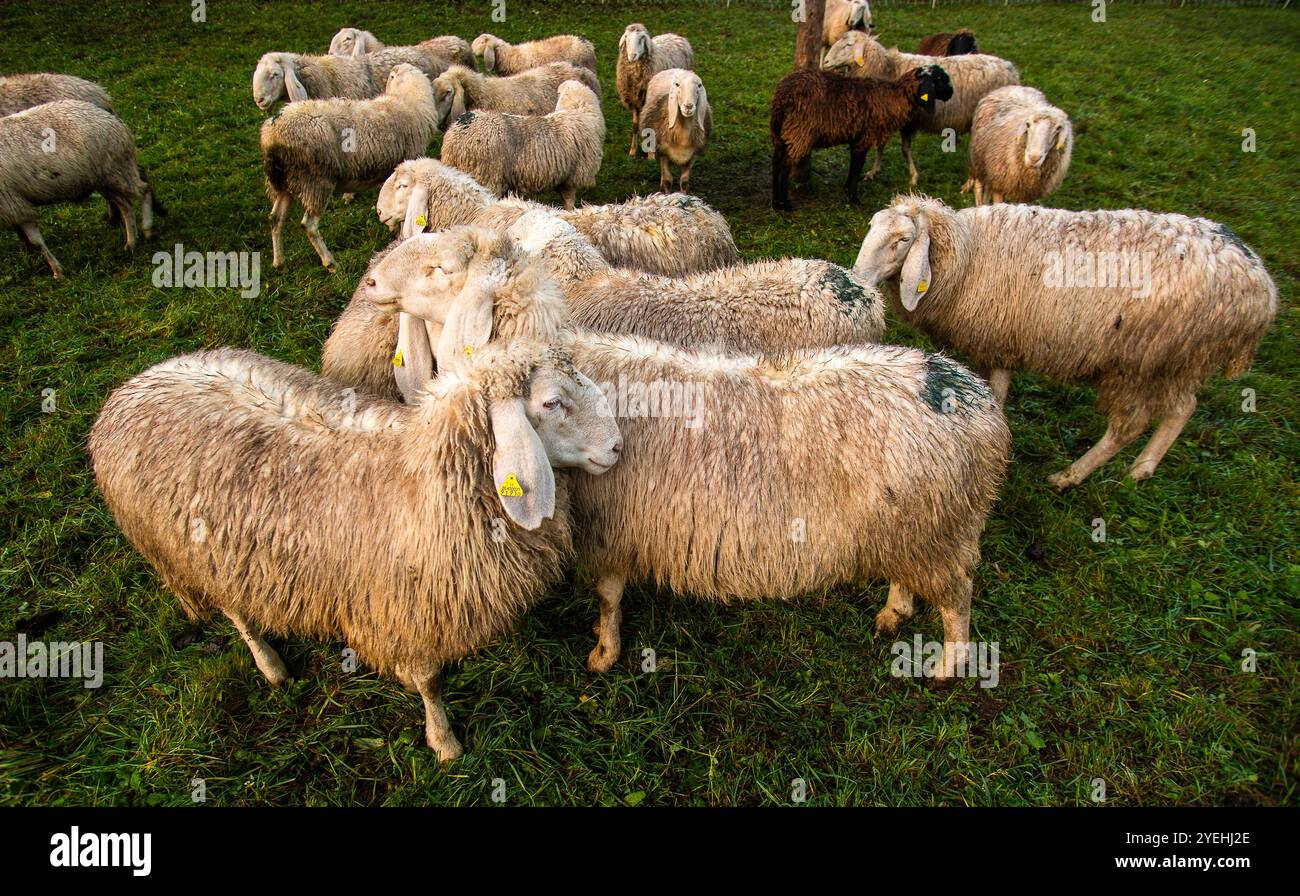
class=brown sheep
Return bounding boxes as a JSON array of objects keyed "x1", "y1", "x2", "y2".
[
  {"x1": 769, "y1": 65, "x2": 953, "y2": 210},
  {"x1": 916, "y1": 30, "x2": 979, "y2": 57}
]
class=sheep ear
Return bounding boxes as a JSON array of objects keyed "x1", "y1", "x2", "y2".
[
  {"x1": 854, "y1": 43, "x2": 865, "y2": 65},
  {"x1": 450, "y1": 83, "x2": 467, "y2": 124},
  {"x1": 483, "y1": 44, "x2": 495, "y2": 72},
  {"x1": 618, "y1": 33, "x2": 629, "y2": 60},
  {"x1": 283, "y1": 61, "x2": 308, "y2": 101},
  {"x1": 352, "y1": 34, "x2": 368, "y2": 56},
  {"x1": 401, "y1": 185, "x2": 431, "y2": 238},
  {"x1": 489, "y1": 398, "x2": 556, "y2": 531},
  {"x1": 698, "y1": 83, "x2": 708, "y2": 113},
  {"x1": 393, "y1": 312, "x2": 435, "y2": 403},
  {"x1": 900, "y1": 217, "x2": 932, "y2": 312},
  {"x1": 435, "y1": 280, "x2": 495, "y2": 373},
  {"x1": 668, "y1": 81, "x2": 679, "y2": 129}
]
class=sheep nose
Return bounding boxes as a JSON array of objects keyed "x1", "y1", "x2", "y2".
[
  {"x1": 611, "y1": 438, "x2": 623, "y2": 455},
  {"x1": 363, "y1": 276, "x2": 376, "y2": 290}
]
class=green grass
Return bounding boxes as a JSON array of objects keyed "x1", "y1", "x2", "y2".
[{"x1": 1, "y1": 0, "x2": 1296, "y2": 806}]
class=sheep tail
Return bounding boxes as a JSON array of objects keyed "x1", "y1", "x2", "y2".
[{"x1": 264, "y1": 144, "x2": 290, "y2": 194}]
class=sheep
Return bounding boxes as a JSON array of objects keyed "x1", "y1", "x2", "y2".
[
  {"x1": 0, "y1": 73, "x2": 113, "y2": 116},
  {"x1": 916, "y1": 30, "x2": 979, "y2": 57},
  {"x1": 822, "y1": 31, "x2": 1019, "y2": 184},
  {"x1": 430, "y1": 63, "x2": 601, "y2": 131},
  {"x1": 638, "y1": 69, "x2": 711, "y2": 194},
  {"x1": 852, "y1": 195, "x2": 1279, "y2": 489},
  {"x1": 964, "y1": 86, "x2": 1072, "y2": 205},
  {"x1": 822, "y1": 1, "x2": 872, "y2": 62},
  {"x1": 89, "y1": 342, "x2": 622, "y2": 760},
  {"x1": 770, "y1": 65, "x2": 953, "y2": 210},
  {"x1": 439, "y1": 80, "x2": 604, "y2": 210},
  {"x1": 323, "y1": 220, "x2": 884, "y2": 411},
  {"x1": 616, "y1": 24, "x2": 694, "y2": 156},
  {"x1": 252, "y1": 47, "x2": 457, "y2": 110},
  {"x1": 507, "y1": 211, "x2": 885, "y2": 353},
  {"x1": 326, "y1": 29, "x2": 475, "y2": 68},
  {"x1": 472, "y1": 33, "x2": 597, "y2": 76},
  {"x1": 375, "y1": 158, "x2": 740, "y2": 275},
  {"x1": 2, "y1": 100, "x2": 155, "y2": 278},
  {"x1": 333, "y1": 243, "x2": 1010, "y2": 681},
  {"x1": 260, "y1": 64, "x2": 440, "y2": 272}
]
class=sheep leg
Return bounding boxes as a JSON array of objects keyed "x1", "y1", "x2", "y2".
[
  {"x1": 992, "y1": 192, "x2": 1004, "y2": 204},
  {"x1": 902, "y1": 129, "x2": 919, "y2": 186},
  {"x1": 628, "y1": 109, "x2": 640, "y2": 156},
  {"x1": 866, "y1": 146, "x2": 882, "y2": 180},
  {"x1": 341, "y1": 193, "x2": 355, "y2": 204},
  {"x1": 302, "y1": 212, "x2": 336, "y2": 272},
  {"x1": 110, "y1": 196, "x2": 139, "y2": 251},
  {"x1": 846, "y1": 149, "x2": 868, "y2": 204},
  {"x1": 875, "y1": 582, "x2": 916, "y2": 636},
  {"x1": 972, "y1": 180, "x2": 984, "y2": 206},
  {"x1": 679, "y1": 161, "x2": 693, "y2": 195},
  {"x1": 411, "y1": 665, "x2": 463, "y2": 761},
  {"x1": 18, "y1": 221, "x2": 62, "y2": 279},
  {"x1": 222, "y1": 608, "x2": 290, "y2": 686},
  {"x1": 560, "y1": 184, "x2": 577, "y2": 210},
  {"x1": 1047, "y1": 406, "x2": 1151, "y2": 491},
  {"x1": 960, "y1": 177, "x2": 973, "y2": 194},
  {"x1": 1129, "y1": 395, "x2": 1196, "y2": 481},
  {"x1": 988, "y1": 369, "x2": 1011, "y2": 405},
  {"x1": 13, "y1": 225, "x2": 33, "y2": 251},
  {"x1": 140, "y1": 190, "x2": 154, "y2": 240},
  {"x1": 268, "y1": 194, "x2": 291, "y2": 270},
  {"x1": 657, "y1": 156, "x2": 673, "y2": 194},
  {"x1": 586, "y1": 572, "x2": 626, "y2": 673},
  {"x1": 771, "y1": 148, "x2": 794, "y2": 211},
  {"x1": 932, "y1": 577, "x2": 973, "y2": 680}
]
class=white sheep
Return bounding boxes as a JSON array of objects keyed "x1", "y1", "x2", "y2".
[
  {"x1": 639, "y1": 68, "x2": 711, "y2": 194},
  {"x1": 260, "y1": 64, "x2": 440, "y2": 271},
  {"x1": 374, "y1": 158, "x2": 740, "y2": 275},
  {"x1": 616, "y1": 24, "x2": 694, "y2": 156},
  {"x1": 439, "y1": 80, "x2": 605, "y2": 209},
  {"x1": 822, "y1": 0, "x2": 872, "y2": 62},
  {"x1": 333, "y1": 237, "x2": 1010, "y2": 680},
  {"x1": 252, "y1": 47, "x2": 457, "y2": 110},
  {"x1": 1, "y1": 100, "x2": 156, "y2": 278},
  {"x1": 965, "y1": 85, "x2": 1073, "y2": 205},
  {"x1": 853, "y1": 195, "x2": 1279, "y2": 488},
  {"x1": 89, "y1": 341, "x2": 622, "y2": 760},
  {"x1": 0, "y1": 72, "x2": 113, "y2": 116},
  {"x1": 430, "y1": 62, "x2": 601, "y2": 131},
  {"x1": 471, "y1": 33, "x2": 597, "y2": 75},
  {"x1": 822, "y1": 31, "x2": 1020, "y2": 184}
]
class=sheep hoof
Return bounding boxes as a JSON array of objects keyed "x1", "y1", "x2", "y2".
[
  {"x1": 586, "y1": 644, "x2": 617, "y2": 674},
  {"x1": 874, "y1": 608, "x2": 904, "y2": 637},
  {"x1": 429, "y1": 734, "x2": 464, "y2": 762},
  {"x1": 1128, "y1": 461, "x2": 1158, "y2": 482},
  {"x1": 773, "y1": 199, "x2": 794, "y2": 212},
  {"x1": 324, "y1": 262, "x2": 337, "y2": 274},
  {"x1": 1046, "y1": 469, "x2": 1078, "y2": 491}
]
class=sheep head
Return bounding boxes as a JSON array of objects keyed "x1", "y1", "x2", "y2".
[
  {"x1": 854, "y1": 198, "x2": 949, "y2": 310},
  {"x1": 822, "y1": 31, "x2": 872, "y2": 72},
  {"x1": 472, "y1": 34, "x2": 503, "y2": 72},
  {"x1": 555, "y1": 79, "x2": 598, "y2": 113},
  {"x1": 847, "y1": 0, "x2": 872, "y2": 30},
  {"x1": 252, "y1": 53, "x2": 307, "y2": 110},
  {"x1": 911, "y1": 65, "x2": 953, "y2": 114},
  {"x1": 1023, "y1": 109, "x2": 1072, "y2": 168},
  {"x1": 384, "y1": 64, "x2": 434, "y2": 104},
  {"x1": 432, "y1": 68, "x2": 470, "y2": 130},
  {"x1": 620, "y1": 24, "x2": 652, "y2": 62},
  {"x1": 667, "y1": 71, "x2": 706, "y2": 130},
  {"x1": 329, "y1": 28, "x2": 374, "y2": 57}
]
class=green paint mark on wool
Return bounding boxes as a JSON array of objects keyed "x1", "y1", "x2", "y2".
[
  {"x1": 671, "y1": 194, "x2": 706, "y2": 210},
  {"x1": 1215, "y1": 223, "x2": 1257, "y2": 259},
  {"x1": 454, "y1": 110, "x2": 476, "y2": 129},
  {"x1": 921, "y1": 354, "x2": 985, "y2": 416},
  {"x1": 821, "y1": 266, "x2": 875, "y2": 310}
]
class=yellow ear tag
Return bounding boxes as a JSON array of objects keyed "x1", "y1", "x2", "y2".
[
  {"x1": 498, "y1": 474, "x2": 524, "y2": 497},
  {"x1": 463, "y1": 345, "x2": 474, "y2": 357},
  {"x1": 1056, "y1": 135, "x2": 1065, "y2": 151},
  {"x1": 916, "y1": 280, "x2": 928, "y2": 294},
  {"x1": 392, "y1": 349, "x2": 404, "y2": 367},
  {"x1": 920, "y1": 93, "x2": 928, "y2": 102},
  {"x1": 415, "y1": 214, "x2": 428, "y2": 228}
]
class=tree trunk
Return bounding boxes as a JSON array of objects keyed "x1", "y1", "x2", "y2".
[{"x1": 795, "y1": 0, "x2": 826, "y2": 70}]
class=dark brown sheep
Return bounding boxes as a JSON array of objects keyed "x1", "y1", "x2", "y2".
[
  {"x1": 769, "y1": 65, "x2": 952, "y2": 210},
  {"x1": 916, "y1": 30, "x2": 979, "y2": 57}
]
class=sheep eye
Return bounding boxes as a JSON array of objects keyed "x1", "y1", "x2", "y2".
[{"x1": 543, "y1": 397, "x2": 561, "y2": 411}]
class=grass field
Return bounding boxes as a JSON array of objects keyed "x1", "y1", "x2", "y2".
[{"x1": 1, "y1": 0, "x2": 1296, "y2": 806}]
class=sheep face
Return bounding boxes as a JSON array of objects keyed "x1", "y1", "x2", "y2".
[
  {"x1": 377, "y1": 163, "x2": 419, "y2": 232},
  {"x1": 822, "y1": 31, "x2": 871, "y2": 72},
  {"x1": 431, "y1": 73, "x2": 466, "y2": 131},
  {"x1": 914, "y1": 65, "x2": 954, "y2": 114},
  {"x1": 619, "y1": 25, "x2": 652, "y2": 62},
  {"x1": 667, "y1": 72, "x2": 706, "y2": 129},
  {"x1": 363, "y1": 231, "x2": 480, "y2": 321},
  {"x1": 1023, "y1": 113, "x2": 1070, "y2": 168},
  {"x1": 523, "y1": 354, "x2": 622, "y2": 475},
  {"x1": 848, "y1": 1, "x2": 872, "y2": 30},
  {"x1": 472, "y1": 34, "x2": 501, "y2": 72},
  {"x1": 329, "y1": 28, "x2": 365, "y2": 56},
  {"x1": 854, "y1": 207, "x2": 920, "y2": 289},
  {"x1": 253, "y1": 54, "x2": 293, "y2": 109}
]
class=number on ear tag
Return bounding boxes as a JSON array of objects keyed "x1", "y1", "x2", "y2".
[{"x1": 498, "y1": 474, "x2": 524, "y2": 497}]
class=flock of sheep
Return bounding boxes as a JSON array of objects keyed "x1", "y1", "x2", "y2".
[{"x1": 2, "y1": 6, "x2": 1282, "y2": 762}]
